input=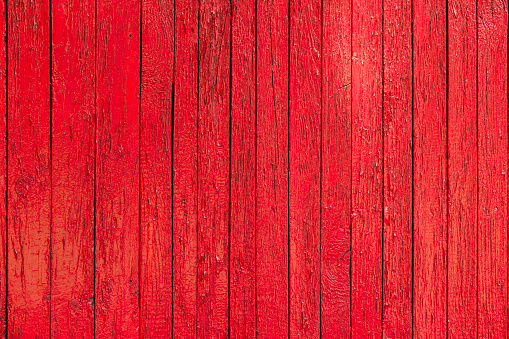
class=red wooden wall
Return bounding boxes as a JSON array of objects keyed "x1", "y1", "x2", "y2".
[{"x1": 1, "y1": 0, "x2": 508, "y2": 337}]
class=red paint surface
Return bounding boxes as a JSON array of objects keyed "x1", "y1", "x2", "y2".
[
  {"x1": 448, "y1": 0, "x2": 477, "y2": 336},
  {"x1": 256, "y1": 0, "x2": 289, "y2": 335},
  {"x1": 51, "y1": 0, "x2": 95, "y2": 336},
  {"x1": 230, "y1": 0, "x2": 256, "y2": 336},
  {"x1": 382, "y1": 0, "x2": 412, "y2": 335},
  {"x1": 321, "y1": 0, "x2": 351, "y2": 336},
  {"x1": 413, "y1": 0, "x2": 448, "y2": 336},
  {"x1": 4, "y1": 1, "x2": 509, "y2": 338},
  {"x1": 289, "y1": 0, "x2": 321, "y2": 337},
  {"x1": 478, "y1": 0, "x2": 508, "y2": 336},
  {"x1": 8, "y1": 0, "x2": 51, "y2": 337},
  {"x1": 95, "y1": 0, "x2": 140, "y2": 337},
  {"x1": 140, "y1": 0, "x2": 174, "y2": 336},
  {"x1": 197, "y1": 0, "x2": 231, "y2": 336},
  {"x1": 351, "y1": 0, "x2": 383, "y2": 336}
]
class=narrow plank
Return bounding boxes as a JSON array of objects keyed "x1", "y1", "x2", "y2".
[
  {"x1": 7, "y1": 0, "x2": 51, "y2": 336},
  {"x1": 197, "y1": 0, "x2": 231, "y2": 336},
  {"x1": 140, "y1": 0, "x2": 174, "y2": 336},
  {"x1": 256, "y1": 0, "x2": 289, "y2": 335},
  {"x1": 95, "y1": 0, "x2": 141, "y2": 336},
  {"x1": 412, "y1": 0, "x2": 448, "y2": 335},
  {"x1": 447, "y1": 0, "x2": 477, "y2": 335},
  {"x1": 230, "y1": 0, "x2": 256, "y2": 336},
  {"x1": 0, "y1": 0, "x2": 6, "y2": 335},
  {"x1": 321, "y1": 0, "x2": 351, "y2": 335},
  {"x1": 51, "y1": 0, "x2": 95, "y2": 336},
  {"x1": 382, "y1": 0, "x2": 412, "y2": 336},
  {"x1": 172, "y1": 0, "x2": 199, "y2": 334},
  {"x1": 351, "y1": 0, "x2": 383, "y2": 335},
  {"x1": 478, "y1": 0, "x2": 508, "y2": 336},
  {"x1": 289, "y1": 0, "x2": 321, "y2": 336}
]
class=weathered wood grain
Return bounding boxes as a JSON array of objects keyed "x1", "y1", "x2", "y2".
[
  {"x1": 289, "y1": 0, "x2": 321, "y2": 337},
  {"x1": 0, "y1": 0, "x2": 5, "y2": 336},
  {"x1": 321, "y1": 0, "x2": 351, "y2": 335},
  {"x1": 478, "y1": 0, "x2": 508, "y2": 336},
  {"x1": 448, "y1": 0, "x2": 477, "y2": 336},
  {"x1": 256, "y1": 0, "x2": 289, "y2": 335},
  {"x1": 140, "y1": 0, "x2": 174, "y2": 336},
  {"x1": 413, "y1": 0, "x2": 448, "y2": 336},
  {"x1": 7, "y1": 0, "x2": 51, "y2": 336},
  {"x1": 51, "y1": 0, "x2": 95, "y2": 336},
  {"x1": 172, "y1": 0, "x2": 199, "y2": 336},
  {"x1": 351, "y1": 0, "x2": 383, "y2": 335},
  {"x1": 230, "y1": 0, "x2": 256, "y2": 336},
  {"x1": 197, "y1": 0, "x2": 231, "y2": 336},
  {"x1": 382, "y1": 0, "x2": 412, "y2": 336},
  {"x1": 95, "y1": 0, "x2": 141, "y2": 336}
]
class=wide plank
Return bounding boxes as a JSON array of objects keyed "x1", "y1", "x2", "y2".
[
  {"x1": 51, "y1": 0, "x2": 95, "y2": 336},
  {"x1": 95, "y1": 0, "x2": 141, "y2": 336}
]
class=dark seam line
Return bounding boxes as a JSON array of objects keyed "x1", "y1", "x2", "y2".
[
  {"x1": 138, "y1": 0, "x2": 142, "y2": 337},
  {"x1": 475, "y1": 0, "x2": 479, "y2": 338},
  {"x1": 93, "y1": 0, "x2": 97, "y2": 336},
  {"x1": 411, "y1": 0, "x2": 414, "y2": 335},
  {"x1": 195, "y1": 0, "x2": 201, "y2": 334},
  {"x1": 254, "y1": 0, "x2": 258, "y2": 335},
  {"x1": 349, "y1": 0, "x2": 353, "y2": 335},
  {"x1": 446, "y1": 0, "x2": 449, "y2": 336},
  {"x1": 287, "y1": 1, "x2": 291, "y2": 337},
  {"x1": 381, "y1": 0, "x2": 384, "y2": 335},
  {"x1": 4, "y1": 0, "x2": 7, "y2": 334},
  {"x1": 228, "y1": 1, "x2": 233, "y2": 337},
  {"x1": 319, "y1": 0, "x2": 323, "y2": 333},
  {"x1": 171, "y1": 0, "x2": 176, "y2": 337},
  {"x1": 49, "y1": 0, "x2": 53, "y2": 335}
]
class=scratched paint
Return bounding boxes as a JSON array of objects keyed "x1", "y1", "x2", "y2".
[{"x1": 3, "y1": 1, "x2": 509, "y2": 338}]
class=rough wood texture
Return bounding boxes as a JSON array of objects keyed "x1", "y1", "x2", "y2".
[
  {"x1": 351, "y1": 0, "x2": 383, "y2": 336},
  {"x1": 140, "y1": 0, "x2": 174, "y2": 336},
  {"x1": 382, "y1": 0, "x2": 412, "y2": 336},
  {"x1": 172, "y1": 0, "x2": 199, "y2": 336},
  {"x1": 256, "y1": 0, "x2": 289, "y2": 335},
  {"x1": 230, "y1": 0, "x2": 256, "y2": 336},
  {"x1": 447, "y1": 0, "x2": 477, "y2": 336},
  {"x1": 51, "y1": 0, "x2": 95, "y2": 336},
  {"x1": 478, "y1": 0, "x2": 508, "y2": 336},
  {"x1": 289, "y1": 0, "x2": 321, "y2": 337},
  {"x1": 197, "y1": 0, "x2": 231, "y2": 336},
  {"x1": 172, "y1": 0, "x2": 199, "y2": 335},
  {"x1": 413, "y1": 0, "x2": 448, "y2": 336},
  {"x1": 95, "y1": 0, "x2": 141, "y2": 336},
  {"x1": 0, "y1": 0, "x2": 6, "y2": 335},
  {"x1": 321, "y1": 0, "x2": 351, "y2": 336},
  {"x1": 7, "y1": 0, "x2": 51, "y2": 336}
]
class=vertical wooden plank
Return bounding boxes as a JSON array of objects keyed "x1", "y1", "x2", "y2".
[
  {"x1": 0, "y1": 0, "x2": 5, "y2": 335},
  {"x1": 478, "y1": 0, "x2": 508, "y2": 336},
  {"x1": 321, "y1": 0, "x2": 351, "y2": 335},
  {"x1": 230, "y1": 0, "x2": 256, "y2": 336},
  {"x1": 289, "y1": 0, "x2": 320, "y2": 336},
  {"x1": 382, "y1": 0, "x2": 412, "y2": 336},
  {"x1": 256, "y1": 0, "x2": 289, "y2": 335},
  {"x1": 95, "y1": 0, "x2": 140, "y2": 336},
  {"x1": 413, "y1": 0, "x2": 448, "y2": 336},
  {"x1": 51, "y1": 0, "x2": 95, "y2": 336},
  {"x1": 197, "y1": 0, "x2": 230, "y2": 336},
  {"x1": 172, "y1": 0, "x2": 199, "y2": 335},
  {"x1": 7, "y1": 0, "x2": 51, "y2": 336},
  {"x1": 447, "y1": 0, "x2": 477, "y2": 335},
  {"x1": 140, "y1": 0, "x2": 174, "y2": 336},
  {"x1": 351, "y1": 0, "x2": 383, "y2": 335}
]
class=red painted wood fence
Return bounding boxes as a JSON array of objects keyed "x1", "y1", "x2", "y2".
[{"x1": 1, "y1": 0, "x2": 507, "y2": 337}]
